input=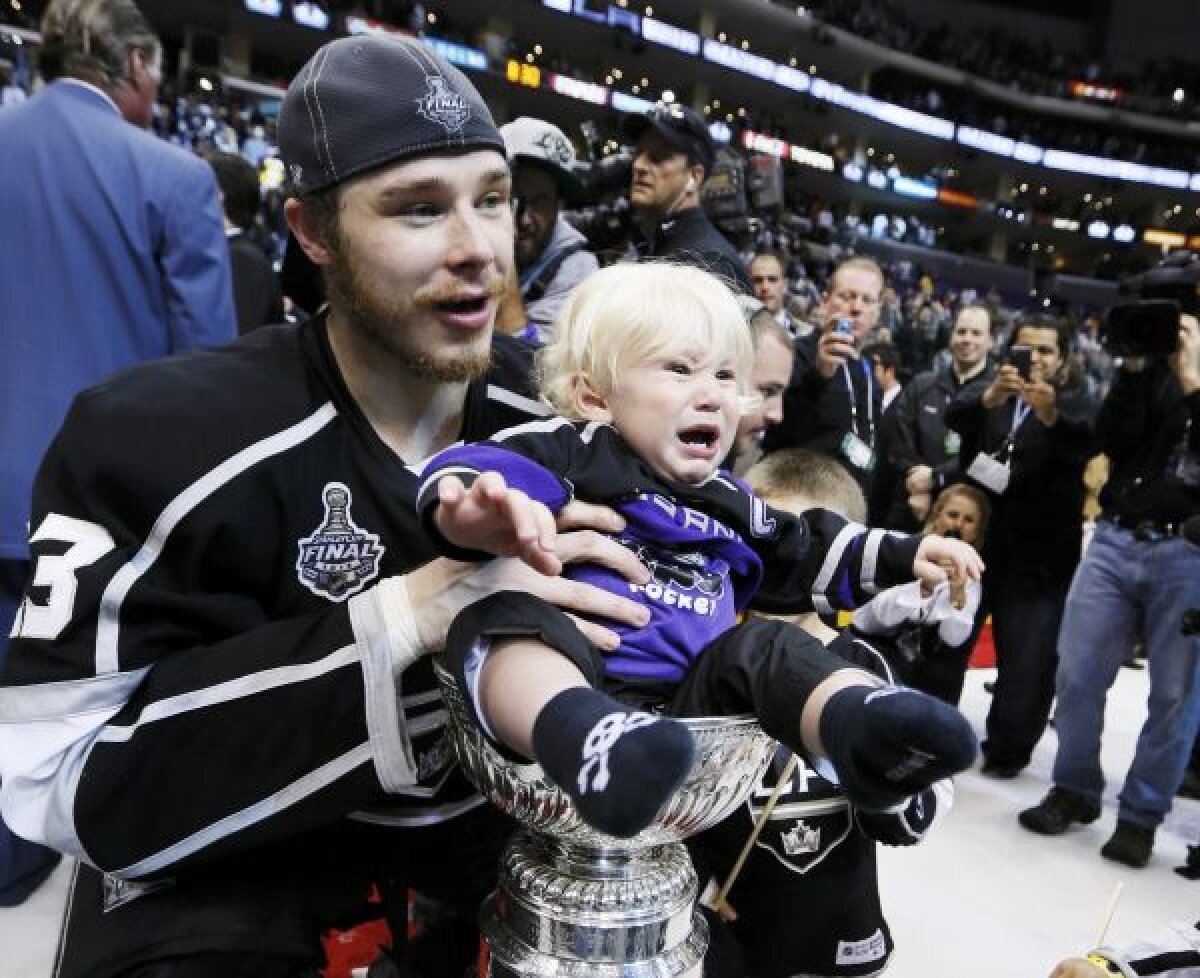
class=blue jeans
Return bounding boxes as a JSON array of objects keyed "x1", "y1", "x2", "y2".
[
  {"x1": 0, "y1": 558, "x2": 62, "y2": 904},
  {"x1": 1052, "y1": 521, "x2": 1200, "y2": 829}
]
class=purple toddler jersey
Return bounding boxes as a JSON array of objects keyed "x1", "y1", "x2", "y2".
[{"x1": 417, "y1": 418, "x2": 920, "y2": 684}]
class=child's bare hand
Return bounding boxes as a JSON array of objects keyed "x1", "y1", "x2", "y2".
[
  {"x1": 435, "y1": 472, "x2": 561, "y2": 576},
  {"x1": 913, "y1": 535, "x2": 984, "y2": 591}
]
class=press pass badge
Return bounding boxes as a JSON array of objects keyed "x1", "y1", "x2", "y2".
[
  {"x1": 944, "y1": 431, "x2": 961, "y2": 457},
  {"x1": 841, "y1": 431, "x2": 875, "y2": 472},
  {"x1": 966, "y1": 452, "x2": 1010, "y2": 494}
]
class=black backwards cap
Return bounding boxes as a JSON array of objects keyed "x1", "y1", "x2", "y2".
[
  {"x1": 279, "y1": 34, "x2": 505, "y2": 197},
  {"x1": 621, "y1": 101, "x2": 715, "y2": 172}
]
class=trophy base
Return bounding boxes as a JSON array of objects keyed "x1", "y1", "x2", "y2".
[
  {"x1": 483, "y1": 906, "x2": 708, "y2": 978},
  {"x1": 481, "y1": 831, "x2": 708, "y2": 978}
]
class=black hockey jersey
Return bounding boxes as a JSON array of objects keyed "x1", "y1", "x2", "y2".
[
  {"x1": 0, "y1": 314, "x2": 546, "y2": 881},
  {"x1": 694, "y1": 631, "x2": 951, "y2": 978}
]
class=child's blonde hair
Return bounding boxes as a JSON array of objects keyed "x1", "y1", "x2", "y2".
[{"x1": 538, "y1": 262, "x2": 754, "y2": 418}]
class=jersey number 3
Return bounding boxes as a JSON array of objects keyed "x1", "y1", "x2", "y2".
[{"x1": 10, "y1": 514, "x2": 115, "y2": 641}]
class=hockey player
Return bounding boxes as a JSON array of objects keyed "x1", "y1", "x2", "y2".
[
  {"x1": 418, "y1": 261, "x2": 982, "y2": 839},
  {"x1": 0, "y1": 36, "x2": 977, "y2": 978},
  {"x1": 0, "y1": 34, "x2": 658, "y2": 978}
]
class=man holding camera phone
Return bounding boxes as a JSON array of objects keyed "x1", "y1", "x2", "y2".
[
  {"x1": 946, "y1": 316, "x2": 1097, "y2": 779},
  {"x1": 1020, "y1": 309, "x2": 1200, "y2": 868},
  {"x1": 763, "y1": 257, "x2": 886, "y2": 491}
]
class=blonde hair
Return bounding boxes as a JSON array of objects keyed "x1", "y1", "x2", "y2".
[
  {"x1": 539, "y1": 262, "x2": 754, "y2": 418},
  {"x1": 744, "y1": 449, "x2": 867, "y2": 523},
  {"x1": 925, "y1": 483, "x2": 991, "y2": 541}
]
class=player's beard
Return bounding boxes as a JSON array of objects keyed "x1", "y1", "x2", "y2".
[{"x1": 323, "y1": 250, "x2": 496, "y2": 384}]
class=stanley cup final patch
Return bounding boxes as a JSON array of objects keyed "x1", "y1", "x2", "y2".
[
  {"x1": 415, "y1": 75, "x2": 470, "y2": 132},
  {"x1": 296, "y1": 482, "x2": 384, "y2": 601}
]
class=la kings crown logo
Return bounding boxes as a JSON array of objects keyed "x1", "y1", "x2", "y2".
[
  {"x1": 297, "y1": 482, "x2": 383, "y2": 601},
  {"x1": 415, "y1": 75, "x2": 470, "y2": 132}
]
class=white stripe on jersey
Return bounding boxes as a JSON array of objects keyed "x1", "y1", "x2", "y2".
[
  {"x1": 861, "y1": 529, "x2": 901, "y2": 595},
  {"x1": 810, "y1": 521, "x2": 865, "y2": 610},
  {"x1": 96, "y1": 644, "x2": 359, "y2": 743},
  {"x1": 95, "y1": 403, "x2": 339, "y2": 675},
  {"x1": 486, "y1": 384, "x2": 550, "y2": 418},
  {"x1": 116, "y1": 741, "x2": 374, "y2": 879},
  {"x1": 487, "y1": 414, "x2": 572, "y2": 444}
]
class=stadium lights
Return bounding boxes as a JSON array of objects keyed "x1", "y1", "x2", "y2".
[
  {"x1": 611, "y1": 91, "x2": 655, "y2": 113},
  {"x1": 893, "y1": 175, "x2": 939, "y2": 199},
  {"x1": 549, "y1": 73, "x2": 608, "y2": 105},
  {"x1": 1113, "y1": 225, "x2": 1136, "y2": 243},
  {"x1": 535, "y1": 2, "x2": 1200, "y2": 192},
  {"x1": 641, "y1": 19, "x2": 700, "y2": 54},
  {"x1": 1145, "y1": 228, "x2": 1187, "y2": 247},
  {"x1": 1087, "y1": 221, "x2": 1111, "y2": 239},
  {"x1": 708, "y1": 120, "x2": 733, "y2": 143}
]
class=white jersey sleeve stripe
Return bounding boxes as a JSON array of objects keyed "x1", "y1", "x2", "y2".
[
  {"x1": 486, "y1": 384, "x2": 550, "y2": 418},
  {"x1": 348, "y1": 582, "x2": 419, "y2": 792},
  {"x1": 810, "y1": 522, "x2": 862, "y2": 607},
  {"x1": 95, "y1": 644, "x2": 359, "y2": 743},
  {"x1": 95, "y1": 403, "x2": 339, "y2": 675}
]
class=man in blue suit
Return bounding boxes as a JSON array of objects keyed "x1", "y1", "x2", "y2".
[{"x1": 0, "y1": 0, "x2": 236, "y2": 905}]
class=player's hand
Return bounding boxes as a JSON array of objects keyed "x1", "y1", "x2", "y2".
[
  {"x1": 1021, "y1": 377, "x2": 1058, "y2": 426},
  {"x1": 905, "y1": 465, "x2": 935, "y2": 494},
  {"x1": 408, "y1": 501, "x2": 651, "y2": 653},
  {"x1": 913, "y1": 535, "x2": 984, "y2": 591},
  {"x1": 1049, "y1": 959, "x2": 1106, "y2": 978},
  {"x1": 908, "y1": 491, "x2": 932, "y2": 523},
  {"x1": 435, "y1": 472, "x2": 560, "y2": 576},
  {"x1": 981, "y1": 365, "x2": 1022, "y2": 408},
  {"x1": 1170, "y1": 313, "x2": 1200, "y2": 394},
  {"x1": 815, "y1": 328, "x2": 857, "y2": 378}
]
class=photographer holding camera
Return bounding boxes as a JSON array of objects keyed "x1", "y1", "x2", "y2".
[
  {"x1": 1020, "y1": 302, "x2": 1200, "y2": 869},
  {"x1": 946, "y1": 315, "x2": 1098, "y2": 779}
]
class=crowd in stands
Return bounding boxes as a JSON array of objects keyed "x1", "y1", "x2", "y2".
[{"x1": 804, "y1": 0, "x2": 1200, "y2": 120}]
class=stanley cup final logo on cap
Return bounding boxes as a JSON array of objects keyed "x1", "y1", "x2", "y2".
[{"x1": 415, "y1": 75, "x2": 471, "y2": 133}]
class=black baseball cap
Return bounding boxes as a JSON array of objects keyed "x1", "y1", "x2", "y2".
[
  {"x1": 621, "y1": 102, "x2": 715, "y2": 172},
  {"x1": 279, "y1": 34, "x2": 505, "y2": 197}
]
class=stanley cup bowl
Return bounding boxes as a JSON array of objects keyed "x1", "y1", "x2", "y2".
[{"x1": 434, "y1": 662, "x2": 776, "y2": 850}]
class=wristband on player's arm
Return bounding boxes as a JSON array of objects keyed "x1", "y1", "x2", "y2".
[{"x1": 1086, "y1": 954, "x2": 1124, "y2": 977}]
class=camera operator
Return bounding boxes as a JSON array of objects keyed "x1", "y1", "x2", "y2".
[
  {"x1": 501, "y1": 117, "x2": 599, "y2": 343},
  {"x1": 1020, "y1": 311, "x2": 1200, "y2": 869},
  {"x1": 946, "y1": 315, "x2": 1097, "y2": 780},
  {"x1": 622, "y1": 102, "x2": 751, "y2": 292}
]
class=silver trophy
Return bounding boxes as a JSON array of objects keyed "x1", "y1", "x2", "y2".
[{"x1": 435, "y1": 663, "x2": 775, "y2": 978}]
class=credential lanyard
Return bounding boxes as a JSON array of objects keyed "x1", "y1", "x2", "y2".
[
  {"x1": 842, "y1": 359, "x2": 875, "y2": 447},
  {"x1": 998, "y1": 399, "x2": 1031, "y2": 462}
]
